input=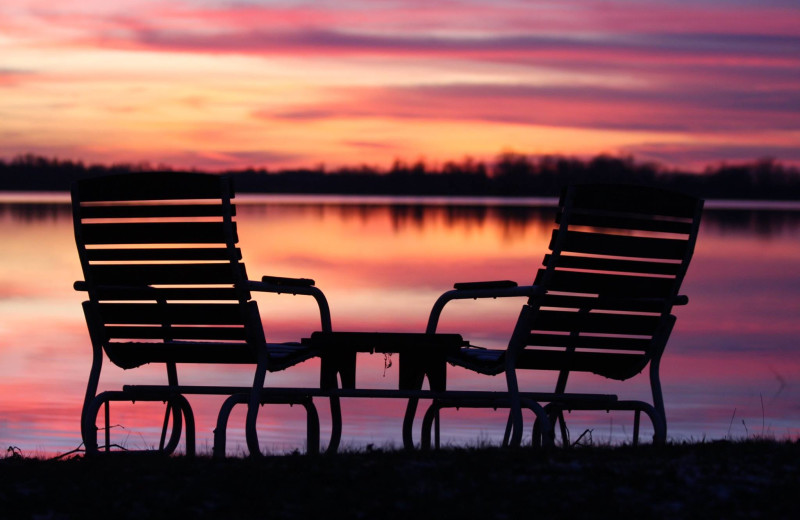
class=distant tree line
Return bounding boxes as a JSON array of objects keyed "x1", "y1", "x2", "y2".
[{"x1": 1, "y1": 152, "x2": 799, "y2": 200}]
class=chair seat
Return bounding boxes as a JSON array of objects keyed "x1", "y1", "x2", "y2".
[
  {"x1": 105, "y1": 341, "x2": 316, "y2": 371},
  {"x1": 265, "y1": 342, "x2": 319, "y2": 371},
  {"x1": 516, "y1": 350, "x2": 649, "y2": 381},
  {"x1": 449, "y1": 346, "x2": 649, "y2": 380},
  {"x1": 447, "y1": 347, "x2": 506, "y2": 375}
]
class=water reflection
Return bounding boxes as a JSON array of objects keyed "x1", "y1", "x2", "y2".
[
  {"x1": 0, "y1": 202, "x2": 72, "y2": 222},
  {"x1": 4, "y1": 198, "x2": 800, "y2": 238},
  {"x1": 1, "y1": 195, "x2": 799, "y2": 455},
  {"x1": 701, "y1": 208, "x2": 800, "y2": 238}
]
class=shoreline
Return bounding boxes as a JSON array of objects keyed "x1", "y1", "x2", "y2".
[{"x1": 3, "y1": 190, "x2": 800, "y2": 210}]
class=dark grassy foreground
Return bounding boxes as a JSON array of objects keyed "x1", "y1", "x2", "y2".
[{"x1": 1, "y1": 441, "x2": 798, "y2": 519}]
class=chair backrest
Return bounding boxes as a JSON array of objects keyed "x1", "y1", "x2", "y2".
[
  {"x1": 518, "y1": 184, "x2": 703, "y2": 380},
  {"x1": 72, "y1": 172, "x2": 262, "y2": 369}
]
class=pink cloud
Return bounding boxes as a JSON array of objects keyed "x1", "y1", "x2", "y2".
[
  {"x1": 0, "y1": 69, "x2": 35, "y2": 87},
  {"x1": 264, "y1": 82, "x2": 800, "y2": 134},
  {"x1": 624, "y1": 143, "x2": 800, "y2": 169},
  {"x1": 20, "y1": 0, "x2": 800, "y2": 38},
  {"x1": 150, "y1": 150, "x2": 303, "y2": 172},
  {"x1": 72, "y1": 26, "x2": 797, "y2": 69},
  {"x1": 13, "y1": 1, "x2": 797, "y2": 64}
]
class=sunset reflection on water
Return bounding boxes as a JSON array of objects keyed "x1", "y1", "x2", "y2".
[{"x1": 1, "y1": 196, "x2": 799, "y2": 456}]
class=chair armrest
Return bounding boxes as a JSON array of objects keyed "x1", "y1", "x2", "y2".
[
  {"x1": 249, "y1": 276, "x2": 332, "y2": 332},
  {"x1": 74, "y1": 281, "x2": 88, "y2": 292},
  {"x1": 426, "y1": 282, "x2": 542, "y2": 333},
  {"x1": 261, "y1": 275, "x2": 316, "y2": 288},
  {"x1": 453, "y1": 280, "x2": 518, "y2": 291},
  {"x1": 672, "y1": 295, "x2": 689, "y2": 306}
]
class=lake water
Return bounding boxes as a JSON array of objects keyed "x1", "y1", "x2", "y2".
[{"x1": 1, "y1": 194, "x2": 799, "y2": 456}]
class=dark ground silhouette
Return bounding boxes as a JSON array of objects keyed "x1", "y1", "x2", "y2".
[{"x1": 2, "y1": 441, "x2": 798, "y2": 519}]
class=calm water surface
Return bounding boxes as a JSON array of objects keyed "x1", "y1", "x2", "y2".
[{"x1": 1, "y1": 194, "x2": 799, "y2": 456}]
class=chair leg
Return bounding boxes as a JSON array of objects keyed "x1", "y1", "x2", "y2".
[
  {"x1": 558, "y1": 410, "x2": 569, "y2": 447},
  {"x1": 327, "y1": 396, "x2": 343, "y2": 454},
  {"x1": 502, "y1": 412, "x2": 513, "y2": 447},
  {"x1": 505, "y1": 370, "x2": 525, "y2": 447},
  {"x1": 80, "y1": 345, "x2": 104, "y2": 452},
  {"x1": 542, "y1": 403, "x2": 568, "y2": 448},
  {"x1": 245, "y1": 358, "x2": 269, "y2": 457},
  {"x1": 401, "y1": 370, "x2": 429, "y2": 451},
  {"x1": 303, "y1": 398, "x2": 321, "y2": 455},
  {"x1": 82, "y1": 392, "x2": 111, "y2": 454},
  {"x1": 158, "y1": 402, "x2": 185, "y2": 454},
  {"x1": 214, "y1": 393, "x2": 247, "y2": 459},
  {"x1": 509, "y1": 404, "x2": 555, "y2": 448},
  {"x1": 401, "y1": 397, "x2": 419, "y2": 451},
  {"x1": 519, "y1": 398, "x2": 553, "y2": 448},
  {"x1": 420, "y1": 401, "x2": 442, "y2": 450},
  {"x1": 649, "y1": 407, "x2": 667, "y2": 446},
  {"x1": 160, "y1": 361, "x2": 183, "y2": 452},
  {"x1": 104, "y1": 400, "x2": 111, "y2": 452},
  {"x1": 531, "y1": 416, "x2": 542, "y2": 448},
  {"x1": 616, "y1": 401, "x2": 665, "y2": 446},
  {"x1": 159, "y1": 402, "x2": 172, "y2": 451},
  {"x1": 170, "y1": 394, "x2": 195, "y2": 456},
  {"x1": 434, "y1": 409, "x2": 441, "y2": 449}
]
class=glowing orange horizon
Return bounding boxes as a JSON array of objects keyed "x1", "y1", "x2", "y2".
[{"x1": 1, "y1": 1, "x2": 798, "y2": 173}]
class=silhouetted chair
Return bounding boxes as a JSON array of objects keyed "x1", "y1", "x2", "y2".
[
  {"x1": 421, "y1": 184, "x2": 703, "y2": 447},
  {"x1": 72, "y1": 172, "x2": 331, "y2": 456}
]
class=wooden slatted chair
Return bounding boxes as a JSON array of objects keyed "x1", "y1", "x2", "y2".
[
  {"x1": 72, "y1": 172, "x2": 331, "y2": 456},
  {"x1": 422, "y1": 183, "x2": 703, "y2": 447}
]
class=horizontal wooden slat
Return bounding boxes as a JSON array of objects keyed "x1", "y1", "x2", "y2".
[
  {"x1": 79, "y1": 203, "x2": 233, "y2": 219},
  {"x1": 530, "y1": 309, "x2": 662, "y2": 336},
  {"x1": 516, "y1": 349, "x2": 648, "y2": 380},
  {"x1": 556, "y1": 211, "x2": 693, "y2": 234},
  {"x1": 98, "y1": 303, "x2": 247, "y2": 325},
  {"x1": 104, "y1": 325, "x2": 248, "y2": 341},
  {"x1": 73, "y1": 172, "x2": 230, "y2": 202},
  {"x1": 79, "y1": 222, "x2": 236, "y2": 245},
  {"x1": 91, "y1": 286, "x2": 245, "y2": 301},
  {"x1": 89, "y1": 263, "x2": 244, "y2": 286},
  {"x1": 550, "y1": 230, "x2": 689, "y2": 259},
  {"x1": 535, "y1": 270, "x2": 675, "y2": 297},
  {"x1": 542, "y1": 254, "x2": 682, "y2": 276},
  {"x1": 526, "y1": 333, "x2": 652, "y2": 352},
  {"x1": 104, "y1": 342, "x2": 257, "y2": 369},
  {"x1": 567, "y1": 184, "x2": 700, "y2": 219},
  {"x1": 536, "y1": 293, "x2": 670, "y2": 313},
  {"x1": 84, "y1": 247, "x2": 240, "y2": 262}
]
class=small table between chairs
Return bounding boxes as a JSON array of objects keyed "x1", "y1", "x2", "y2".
[
  {"x1": 301, "y1": 331, "x2": 467, "y2": 392},
  {"x1": 300, "y1": 331, "x2": 467, "y2": 451}
]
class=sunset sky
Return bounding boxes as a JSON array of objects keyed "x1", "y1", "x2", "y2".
[{"x1": 1, "y1": 0, "x2": 798, "y2": 172}]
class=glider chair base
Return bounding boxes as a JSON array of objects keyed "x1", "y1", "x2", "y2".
[
  {"x1": 105, "y1": 385, "x2": 324, "y2": 458},
  {"x1": 72, "y1": 172, "x2": 334, "y2": 459},
  {"x1": 420, "y1": 184, "x2": 703, "y2": 451},
  {"x1": 419, "y1": 392, "x2": 619, "y2": 450},
  {"x1": 81, "y1": 390, "x2": 195, "y2": 456},
  {"x1": 537, "y1": 399, "x2": 667, "y2": 449}
]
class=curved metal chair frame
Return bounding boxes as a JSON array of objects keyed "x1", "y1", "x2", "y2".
[
  {"x1": 414, "y1": 183, "x2": 703, "y2": 447},
  {"x1": 72, "y1": 172, "x2": 334, "y2": 457}
]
